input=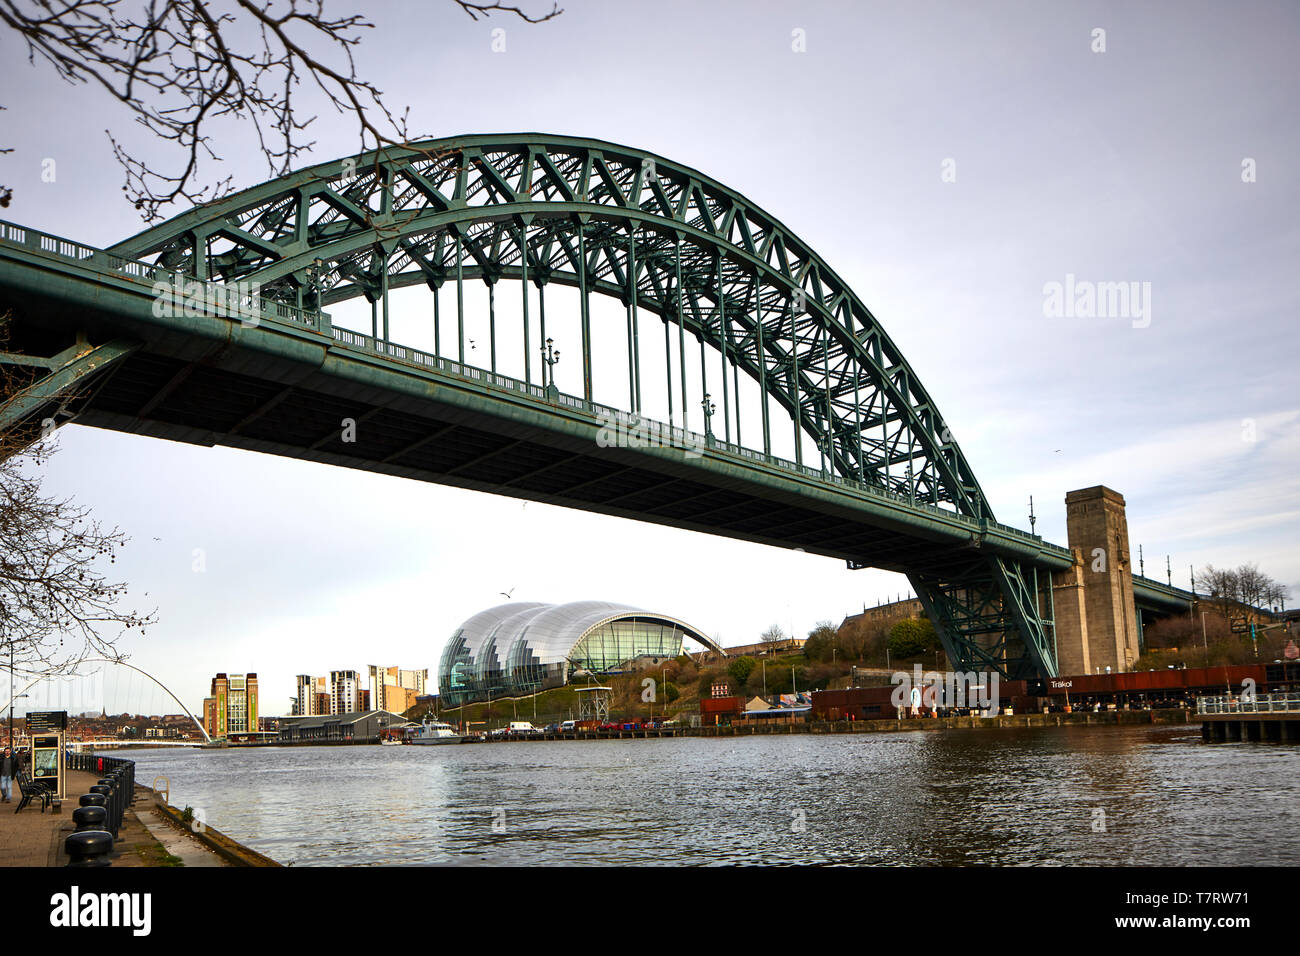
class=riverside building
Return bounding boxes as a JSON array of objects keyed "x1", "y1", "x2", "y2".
[
  {"x1": 438, "y1": 600, "x2": 723, "y2": 707},
  {"x1": 202, "y1": 673, "x2": 258, "y2": 738},
  {"x1": 367, "y1": 665, "x2": 429, "y2": 714}
]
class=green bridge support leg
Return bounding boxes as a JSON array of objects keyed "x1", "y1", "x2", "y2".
[
  {"x1": 909, "y1": 555, "x2": 1058, "y2": 680},
  {"x1": 0, "y1": 337, "x2": 137, "y2": 455}
]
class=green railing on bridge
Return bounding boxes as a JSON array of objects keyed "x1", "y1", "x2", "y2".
[{"x1": 0, "y1": 219, "x2": 324, "y2": 332}]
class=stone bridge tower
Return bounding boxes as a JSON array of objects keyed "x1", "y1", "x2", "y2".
[{"x1": 1052, "y1": 486, "x2": 1142, "y2": 675}]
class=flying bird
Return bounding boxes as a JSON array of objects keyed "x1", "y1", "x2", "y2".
[{"x1": 500, "y1": 587, "x2": 515, "y2": 599}]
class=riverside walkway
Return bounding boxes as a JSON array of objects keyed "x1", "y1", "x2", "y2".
[{"x1": 0, "y1": 767, "x2": 226, "y2": 866}]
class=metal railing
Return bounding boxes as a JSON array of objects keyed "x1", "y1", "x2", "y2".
[
  {"x1": 1197, "y1": 692, "x2": 1300, "y2": 715},
  {"x1": 327, "y1": 325, "x2": 1072, "y2": 555},
  {"x1": 1132, "y1": 573, "x2": 1197, "y2": 600},
  {"x1": 66, "y1": 751, "x2": 135, "y2": 840},
  {"x1": 0, "y1": 217, "x2": 1074, "y2": 560},
  {"x1": 0, "y1": 218, "x2": 322, "y2": 331}
]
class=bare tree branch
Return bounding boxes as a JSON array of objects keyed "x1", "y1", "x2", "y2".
[
  {"x1": 0, "y1": 0, "x2": 562, "y2": 220},
  {"x1": 455, "y1": 1, "x2": 561, "y2": 22},
  {"x1": 0, "y1": 314, "x2": 155, "y2": 677}
]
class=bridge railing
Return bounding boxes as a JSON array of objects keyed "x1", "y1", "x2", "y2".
[
  {"x1": 325, "y1": 325, "x2": 1077, "y2": 559},
  {"x1": 1132, "y1": 573, "x2": 1196, "y2": 600},
  {"x1": 1197, "y1": 692, "x2": 1300, "y2": 715},
  {"x1": 0, "y1": 218, "x2": 1072, "y2": 563},
  {"x1": 0, "y1": 219, "x2": 323, "y2": 332}
]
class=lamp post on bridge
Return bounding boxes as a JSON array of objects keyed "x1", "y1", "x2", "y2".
[
  {"x1": 304, "y1": 257, "x2": 326, "y2": 313},
  {"x1": 541, "y1": 338, "x2": 561, "y2": 400},
  {"x1": 701, "y1": 394, "x2": 716, "y2": 445}
]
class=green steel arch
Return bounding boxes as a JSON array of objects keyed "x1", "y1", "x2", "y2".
[
  {"x1": 110, "y1": 134, "x2": 990, "y2": 520},
  {"x1": 103, "y1": 134, "x2": 1058, "y2": 679}
]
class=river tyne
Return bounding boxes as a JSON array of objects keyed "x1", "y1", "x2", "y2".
[{"x1": 118, "y1": 724, "x2": 1299, "y2": 866}]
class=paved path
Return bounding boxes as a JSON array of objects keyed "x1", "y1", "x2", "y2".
[
  {"x1": 0, "y1": 769, "x2": 100, "y2": 866},
  {"x1": 134, "y1": 807, "x2": 226, "y2": 866},
  {"x1": 0, "y1": 768, "x2": 225, "y2": 866}
]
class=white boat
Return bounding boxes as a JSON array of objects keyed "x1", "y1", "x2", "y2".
[
  {"x1": 380, "y1": 737, "x2": 405, "y2": 746},
  {"x1": 410, "y1": 718, "x2": 468, "y2": 745}
]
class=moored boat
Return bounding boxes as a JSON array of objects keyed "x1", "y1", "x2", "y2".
[{"x1": 410, "y1": 718, "x2": 468, "y2": 745}]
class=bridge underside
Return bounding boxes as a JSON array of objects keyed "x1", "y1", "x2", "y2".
[{"x1": 6, "y1": 304, "x2": 990, "y2": 578}]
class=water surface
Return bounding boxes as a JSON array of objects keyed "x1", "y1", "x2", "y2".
[{"x1": 116, "y1": 725, "x2": 1300, "y2": 866}]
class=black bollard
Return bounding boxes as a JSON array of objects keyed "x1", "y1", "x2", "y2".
[
  {"x1": 79, "y1": 793, "x2": 106, "y2": 808},
  {"x1": 95, "y1": 783, "x2": 122, "y2": 837},
  {"x1": 72, "y1": 806, "x2": 108, "y2": 832},
  {"x1": 65, "y1": 830, "x2": 113, "y2": 867}
]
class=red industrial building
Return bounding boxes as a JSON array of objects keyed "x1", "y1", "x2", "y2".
[{"x1": 810, "y1": 661, "x2": 1300, "y2": 721}]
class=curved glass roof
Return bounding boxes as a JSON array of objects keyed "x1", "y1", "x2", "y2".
[{"x1": 438, "y1": 600, "x2": 723, "y2": 701}]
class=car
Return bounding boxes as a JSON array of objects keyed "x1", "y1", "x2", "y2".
[{"x1": 560, "y1": 720, "x2": 576, "y2": 731}]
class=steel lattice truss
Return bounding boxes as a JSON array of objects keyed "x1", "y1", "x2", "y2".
[
  {"x1": 107, "y1": 134, "x2": 1056, "y2": 677},
  {"x1": 112, "y1": 134, "x2": 991, "y2": 519}
]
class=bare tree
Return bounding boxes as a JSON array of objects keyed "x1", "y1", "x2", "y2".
[
  {"x1": 1, "y1": 317, "x2": 154, "y2": 678},
  {"x1": 1234, "y1": 562, "x2": 1271, "y2": 610},
  {"x1": 0, "y1": 0, "x2": 561, "y2": 219},
  {"x1": 0, "y1": 443, "x2": 156, "y2": 676}
]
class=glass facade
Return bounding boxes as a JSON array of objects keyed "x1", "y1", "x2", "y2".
[
  {"x1": 437, "y1": 601, "x2": 719, "y2": 707},
  {"x1": 570, "y1": 620, "x2": 686, "y2": 673}
]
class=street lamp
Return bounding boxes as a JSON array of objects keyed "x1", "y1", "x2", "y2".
[
  {"x1": 541, "y1": 337, "x2": 561, "y2": 398},
  {"x1": 701, "y1": 394, "x2": 716, "y2": 444},
  {"x1": 3, "y1": 598, "x2": 15, "y2": 750},
  {"x1": 305, "y1": 257, "x2": 326, "y2": 311}
]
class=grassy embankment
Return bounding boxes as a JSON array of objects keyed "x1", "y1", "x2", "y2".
[{"x1": 401, "y1": 652, "x2": 915, "y2": 728}]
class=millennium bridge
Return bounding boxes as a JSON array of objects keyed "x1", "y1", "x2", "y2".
[{"x1": 0, "y1": 134, "x2": 1191, "y2": 679}]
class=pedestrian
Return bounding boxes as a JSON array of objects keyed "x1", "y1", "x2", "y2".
[{"x1": 0, "y1": 747, "x2": 14, "y2": 803}]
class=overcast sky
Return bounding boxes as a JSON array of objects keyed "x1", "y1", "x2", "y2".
[{"x1": 2, "y1": 0, "x2": 1296, "y2": 718}]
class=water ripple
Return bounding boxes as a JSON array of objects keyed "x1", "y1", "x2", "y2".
[{"x1": 115, "y1": 725, "x2": 1300, "y2": 866}]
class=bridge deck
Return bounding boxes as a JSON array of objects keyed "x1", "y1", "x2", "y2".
[{"x1": 0, "y1": 221, "x2": 1073, "y2": 579}]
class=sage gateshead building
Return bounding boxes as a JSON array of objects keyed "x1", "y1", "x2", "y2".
[{"x1": 438, "y1": 600, "x2": 724, "y2": 707}]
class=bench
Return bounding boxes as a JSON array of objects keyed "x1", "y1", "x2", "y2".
[{"x1": 14, "y1": 770, "x2": 53, "y2": 814}]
